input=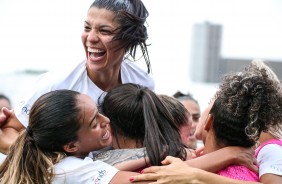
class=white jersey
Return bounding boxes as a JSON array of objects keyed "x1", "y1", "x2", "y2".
[
  {"x1": 15, "y1": 59, "x2": 155, "y2": 127},
  {"x1": 53, "y1": 156, "x2": 118, "y2": 184},
  {"x1": 256, "y1": 139, "x2": 282, "y2": 178}
]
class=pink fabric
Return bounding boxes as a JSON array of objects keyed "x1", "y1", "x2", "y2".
[{"x1": 217, "y1": 165, "x2": 259, "y2": 181}]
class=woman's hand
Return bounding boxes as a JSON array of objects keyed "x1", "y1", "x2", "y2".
[
  {"x1": 130, "y1": 155, "x2": 261, "y2": 184},
  {"x1": 0, "y1": 107, "x2": 24, "y2": 131},
  {"x1": 130, "y1": 156, "x2": 200, "y2": 184},
  {"x1": 0, "y1": 107, "x2": 13, "y2": 127},
  {"x1": 0, "y1": 107, "x2": 24, "y2": 154},
  {"x1": 229, "y1": 146, "x2": 258, "y2": 173}
]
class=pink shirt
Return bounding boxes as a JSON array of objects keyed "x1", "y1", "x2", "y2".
[{"x1": 217, "y1": 165, "x2": 259, "y2": 181}]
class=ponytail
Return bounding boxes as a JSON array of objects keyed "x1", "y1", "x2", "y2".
[
  {"x1": 102, "y1": 83, "x2": 187, "y2": 166},
  {"x1": 0, "y1": 131, "x2": 65, "y2": 184},
  {"x1": 141, "y1": 89, "x2": 187, "y2": 165}
]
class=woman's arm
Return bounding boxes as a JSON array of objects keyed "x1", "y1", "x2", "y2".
[
  {"x1": 114, "y1": 157, "x2": 148, "y2": 171},
  {"x1": 186, "y1": 146, "x2": 257, "y2": 173},
  {"x1": 111, "y1": 171, "x2": 153, "y2": 184},
  {"x1": 256, "y1": 139, "x2": 282, "y2": 184},
  {"x1": 0, "y1": 107, "x2": 24, "y2": 153},
  {"x1": 130, "y1": 156, "x2": 261, "y2": 184},
  {"x1": 260, "y1": 173, "x2": 282, "y2": 184}
]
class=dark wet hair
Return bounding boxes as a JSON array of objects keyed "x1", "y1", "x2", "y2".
[
  {"x1": 90, "y1": 0, "x2": 151, "y2": 73},
  {"x1": 102, "y1": 83, "x2": 187, "y2": 165},
  {"x1": 28, "y1": 90, "x2": 81, "y2": 152},
  {"x1": 210, "y1": 61, "x2": 282, "y2": 148},
  {"x1": 159, "y1": 94, "x2": 191, "y2": 129}
]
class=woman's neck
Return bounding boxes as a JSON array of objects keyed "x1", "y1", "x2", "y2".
[
  {"x1": 203, "y1": 131, "x2": 225, "y2": 154},
  {"x1": 87, "y1": 65, "x2": 122, "y2": 92},
  {"x1": 259, "y1": 132, "x2": 275, "y2": 144}
]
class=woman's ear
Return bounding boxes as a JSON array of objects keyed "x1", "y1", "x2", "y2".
[
  {"x1": 204, "y1": 114, "x2": 213, "y2": 131},
  {"x1": 63, "y1": 141, "x2": 79, "y2": 154}
]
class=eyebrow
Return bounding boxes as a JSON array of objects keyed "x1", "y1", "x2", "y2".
[
  {"x1": 193, "y1": 114, "x2": 201, "y2": 116},
  {"x1": 84, "y1": 21, "x2": 115, "y2": 29},
  {"x1": 89, "y1": 110, "x2": 98, "y2": 127}
]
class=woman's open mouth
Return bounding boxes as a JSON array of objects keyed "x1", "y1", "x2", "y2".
[
  {"x1": 102, "y1": 130, "x2": 110, "y2": 140},
  {"x1": 88, "y1": 47, "x2": 106, "y2": 61}
]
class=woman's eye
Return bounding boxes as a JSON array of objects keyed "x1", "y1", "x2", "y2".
[
  {"x1": 100, "y1": 29, "x2": 112, "y2": 35},
  {"x1": 84, "y1": 26, "x2": 91, "y2": 31},
  {"x1": 92, "y1": 118, "x2": 98, "y2": 128},
  {"x1": 92, "y1": 122, "x2": 98, "y2": 128}
]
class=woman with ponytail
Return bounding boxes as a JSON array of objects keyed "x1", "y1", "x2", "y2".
[
  {"x1": 0, "y1": 90, "x2": 150, "y2": 184},
  {"x1": 0, "y1": 0, "x2": 154, "y2": 154},
  {"x1": 94, "y1": 83, "x2": 188, "y2": 171},
  {"x1": 95, "y1": 83, "x2": 256, "y2": 174}
]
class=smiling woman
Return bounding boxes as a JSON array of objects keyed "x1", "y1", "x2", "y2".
[
  {"x1": 0, "y1": 90, "x2": 150, "y2": 184},
  {"x1": 0, "y1": 0, "x2": 154, "y2": 154}
]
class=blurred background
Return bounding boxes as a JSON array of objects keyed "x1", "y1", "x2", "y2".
[{"x1": 1, "y1": 0, "x2": 282, "y2": 110}]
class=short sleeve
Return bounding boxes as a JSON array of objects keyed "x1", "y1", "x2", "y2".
[
  {"x1": 257, "y1": 144, "x2": 282, "y2": 178},
  {"x1": 53, "y1": 157, "x2": 119, "y2": 184}
]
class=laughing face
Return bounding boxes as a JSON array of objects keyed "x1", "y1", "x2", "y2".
[
  {"x1": 75, "y1": 94, "x2": 112, "y2": 157},
  {"x1": 81, "y1": 7, "x2": 125, "y2": 75}
]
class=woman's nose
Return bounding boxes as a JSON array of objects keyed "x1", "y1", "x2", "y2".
[
  {"x1": 99, "y1": 114, "x2": 110, "y2": 127},
  {"x1": 88, "y1": 29, "x2": 99, "y2": 42}
]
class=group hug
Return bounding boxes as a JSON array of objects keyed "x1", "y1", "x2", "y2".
[{"x1": 0, "y1": 0, "x2": 281, "y2": 183}]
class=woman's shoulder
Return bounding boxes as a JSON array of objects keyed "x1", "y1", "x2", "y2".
[
  {"x1": 53, "y1": 156, "x2": 118, "y2": 184},
  {"x1": 257, "y1": 143, "x2": 282, "y2": 158},
  {"x1": 54, "y1": 156, "x2": 118, "y2": 175},
  {"x1": 55, "y1": 156, "x2": 93, "y2": 172},
  {"x1": 256, "y1": 139, "x2": 282, "y2": 157},
  {"x1": 43, "y1": 60, "x2": 87, "y2": 86},
  {"x1": 121, "y1": 59, "x2": 155, "y2": 90}
]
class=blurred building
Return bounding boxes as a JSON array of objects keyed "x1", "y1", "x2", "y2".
[
  {"x1": 224, "y1": 58, "x2": 282, "y2": 79},
  {"x1": 190, "y1": 22, "x2": 223, "y2": 82},
  {"x1": 190, "y1": 22, "x2": 282, "y2": 82}
]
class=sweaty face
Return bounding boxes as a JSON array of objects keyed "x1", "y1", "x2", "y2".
[
  {"x1": 75, "y1": 94, "x2": 112, "y2": 157},
  {"x1": 81, "y1": 7, "x2": 125, "y2": 75}
]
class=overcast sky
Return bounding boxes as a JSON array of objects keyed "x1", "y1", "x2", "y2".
[{"x1": 1, "y1": 0, "x2": 282, "y2": 98}]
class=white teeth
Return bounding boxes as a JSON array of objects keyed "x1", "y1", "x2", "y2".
[
  {"x1": 88, "y1": 47, "x2": 104, "y2": 53},
  {"x1": 102, "y1": 130, "x2": 109, "y2": 139}
]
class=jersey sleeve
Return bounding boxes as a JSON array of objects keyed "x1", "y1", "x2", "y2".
[
  {"x1": 53, "y1": 157, "x2": 119, "y2": 184},
  {"x1": 257, "y1": 144, "x2": 282, "y2": 178},
  {"x1": 14, "y1": 73, "x2": 52, "y2": 127}
]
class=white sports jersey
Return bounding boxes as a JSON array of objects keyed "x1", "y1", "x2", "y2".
[
  {"x1": 256, "y1": 139, "x2": 282, "y2": 178},
  {"x1": 15, "y1": 59, "x2": 154, "y2": 127},
  {"x1": 53, "y1": 156, "x2": 118, "y2": 184}
]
